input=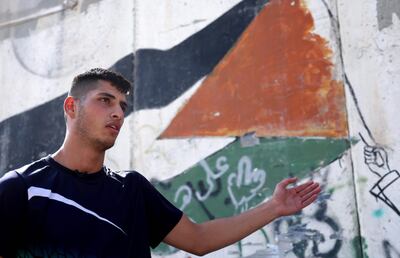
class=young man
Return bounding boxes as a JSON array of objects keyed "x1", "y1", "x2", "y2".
[{"x1": 0, "y1": 68, "x2": 321, "y2": 258}]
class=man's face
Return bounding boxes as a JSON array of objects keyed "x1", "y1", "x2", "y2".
[{"x1": 73, "y1": 80, "x2": 128, "y2": 151}]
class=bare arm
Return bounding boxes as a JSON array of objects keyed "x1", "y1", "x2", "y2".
[{"x1": 164, "y1": 178, "x2": 320, "y2": 255}]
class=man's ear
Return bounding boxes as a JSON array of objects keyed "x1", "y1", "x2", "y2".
[{"x1": 64, "y1": 96, "x2": 78, "y2": 119}]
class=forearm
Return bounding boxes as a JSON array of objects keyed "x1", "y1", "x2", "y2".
[
  {"x1": 164, "y1": 178, "x2": 319, "y2": 256},
  {"x1": 196, "y1": 200, "x2": 279, "y2": 254}
]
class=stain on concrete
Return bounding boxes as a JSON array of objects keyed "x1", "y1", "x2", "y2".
[
  {"x1": 372, "y1": 208, "x2": 384, "y2": 218},
  {"x1": 352, "y1": 236, "x2": 370, "y2": 258},
  {"x1": 377, "y1": 0, "x2": 400, "y2": 31}
]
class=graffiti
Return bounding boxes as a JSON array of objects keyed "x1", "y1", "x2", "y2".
[
  {"x1": 360, "y1": 133, "x2": 400, "y2": 217},
  {"x1": 196, "y1": 158, "x2": 230, "y2": 202},
  {"x1": 273, "y1": 195, "x2": 342, "y2": 257},
  {"x1": 174, "y1": 185, "x2": 192, "y2": 210},
  {"x1": 324, "y1": 3, "x2": 400, "y2": 251},
  {"x1": 383, "y1": 239, "x2": 400, "y2": 258},
  {"x1": 227, "y1": 156, "x2": 266, "y2": 211},
  {"x1": 173, "y1": 155, "x2": 267, "y2": 215},
  {"x1": 4, "y1": 0, "x2": 394, "y2": 257},
  {"x1": 272, "y1": 165, "x2": 345, "y2": 258},
  {"x1": 153, "y1": 137, "x2": 349, "y2": 256},
  {"x1": 156, "y1": 137, "x2": 348, "y2": 220}
]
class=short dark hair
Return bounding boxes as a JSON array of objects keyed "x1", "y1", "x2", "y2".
[{"x1": 69, "y1": 68, "x2": 132, "y2": 99}]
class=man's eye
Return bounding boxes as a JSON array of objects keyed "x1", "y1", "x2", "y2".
[{"x1": 100, "y1": 98, "x2": 110, "y2": 103}]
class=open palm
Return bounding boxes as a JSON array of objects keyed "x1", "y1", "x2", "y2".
[{"x1": 271, "y1": 178, "x2": 321, "y2": 217}]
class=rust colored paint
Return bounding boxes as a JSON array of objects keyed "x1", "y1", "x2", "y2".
[{"x1": 161, "y1": 0, "x2": 348, "y2": 139}]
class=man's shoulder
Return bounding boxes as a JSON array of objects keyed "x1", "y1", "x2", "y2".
[
  {"x1": 106, "y1": 169, "x2": 144, "y2": 182},
  {"x1": 0, "y1": 157, "x2": 51, "y2": 186},
  {"x1": 105, "y1": 170, "x2": 155, "y2": 191},
  {"x1": 14, "y1": 157, "x2": 51, "y2": 177}
]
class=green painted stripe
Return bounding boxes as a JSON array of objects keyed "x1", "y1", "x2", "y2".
[{"x1": 155, "y1": 137, "x2": 349, "y2": 222}]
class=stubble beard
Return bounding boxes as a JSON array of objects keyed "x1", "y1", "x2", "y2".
[{"x1": 76, "y1": 108, "x2": 116, "y2": 152}]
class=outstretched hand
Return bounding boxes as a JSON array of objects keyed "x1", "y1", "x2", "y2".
[{"x1": 270, "y1": 178, "x2": 321, "y2": 217}]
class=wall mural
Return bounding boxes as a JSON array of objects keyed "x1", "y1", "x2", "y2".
[
  {"x1": 149, "y1": 0, "x2": 351, "y2": 256},
  {"x1": 8, "y1": 0, "x2": 400, "y2": 257},
  {"x1": 0, "y1": 0, "x2": 267, "y2": 175}
]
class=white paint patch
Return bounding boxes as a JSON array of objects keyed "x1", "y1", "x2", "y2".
[
  {"x1": 339, "y1": 0, "x2": 400, "y2": 152},
  {"x1": 339, "y1": 1, "x2": 400, "y2": 253},
  {"x1": 135, "y1": 0, "x2": 242, "y2": 50},
  {"x1": 0, "y1": 0, "x2": 133, "y2": 121},
  {"x1": 305, "y1": 0, "x2": 343, "y2": 80}
]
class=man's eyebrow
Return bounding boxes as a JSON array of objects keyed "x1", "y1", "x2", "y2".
[{"x1": 97, "y1": 92, "x2": 116, "y2": 99}]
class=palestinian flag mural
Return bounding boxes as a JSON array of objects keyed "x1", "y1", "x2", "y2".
[
  {"x1": 151, "y1": 0, "x2": 350, "y2": 255},
  {"x1": 154, "y1": 0, "x2": 349, "y2": 238},
  {"x1": 161, "y1": 0, "x2": 347, "y2": 139}
]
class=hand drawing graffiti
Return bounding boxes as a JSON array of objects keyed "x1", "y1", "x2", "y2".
[
  {"x1": 323, "y1": 0, "x2": 400, "y2": 219},
  {"x1": 360, "y1": 133, "x2": 400, "y2": 216},
  {"x1": 383, "y1": 239, "x2": 400, "y2": 258}
]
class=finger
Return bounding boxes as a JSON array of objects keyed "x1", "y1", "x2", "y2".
[
  {"x1": 364, "y1": 151, "x2": 374, "y2": 157},
  {"x1": 301, "y1": 193, "x2": 319, "y2": 207},
  {"x1": 298, "y1": 182, "x2": 319, "y2": 197},
  {"x1": 364, "y1": 154, "x2": 374, "y2": 159},
  {"x1": 279, "y1": 177, "x2": 298, "y2": 188},
  {"x1": 292, "y1": 181, "x2": 314, "y2": 193},
  {"x1": 364, "y1": 146, "x2": 374, "y2": 152},
  {"x1": 301, "y1": 185, "x2": 321, "y2": 200},
  {"x1": 365, "y1": 159, "x2": 374, "y2": 164}
]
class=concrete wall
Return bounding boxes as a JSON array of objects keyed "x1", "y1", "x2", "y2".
[{"x1": 0, "y1": 0, "x2": 399, "y2": 257}]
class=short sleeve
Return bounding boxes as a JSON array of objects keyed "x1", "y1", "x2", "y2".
[
  {"x1": 0, "y1": 171, "x2": 28, "y2": 258},
  {"x1": 137, "y1": 173, "x2": 183, "y2": 248}
]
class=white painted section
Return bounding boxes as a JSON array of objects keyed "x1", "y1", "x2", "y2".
[
  {"x1": 0, "y1": 0, "x2": 133, "y2": 121},
  {"x1": 339, "y1": 0, "x2": 400, "y2": 256},
  {"x1": 305, "y1": 0, "x2": 344, "y2": 80},
  {"x1": 135, "y1": 0, "x2": 242, "y2": 50}
]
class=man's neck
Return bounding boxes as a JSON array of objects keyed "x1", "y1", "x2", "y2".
[{"x1": 52, "y1": 139, "x2": 105, "y2": 174}]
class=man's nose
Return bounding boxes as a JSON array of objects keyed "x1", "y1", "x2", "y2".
[{"x1": 111, "y1": 107, "x2": 124, "y2": 120}]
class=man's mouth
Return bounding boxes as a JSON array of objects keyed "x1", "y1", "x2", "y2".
[{"x1": 106, "y1": 124, "x2": 120, "y2": 133}]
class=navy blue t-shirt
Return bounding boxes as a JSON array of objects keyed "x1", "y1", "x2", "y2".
[{"x1": 0, "y1": 156, "x2": 182, "y2": 258}]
